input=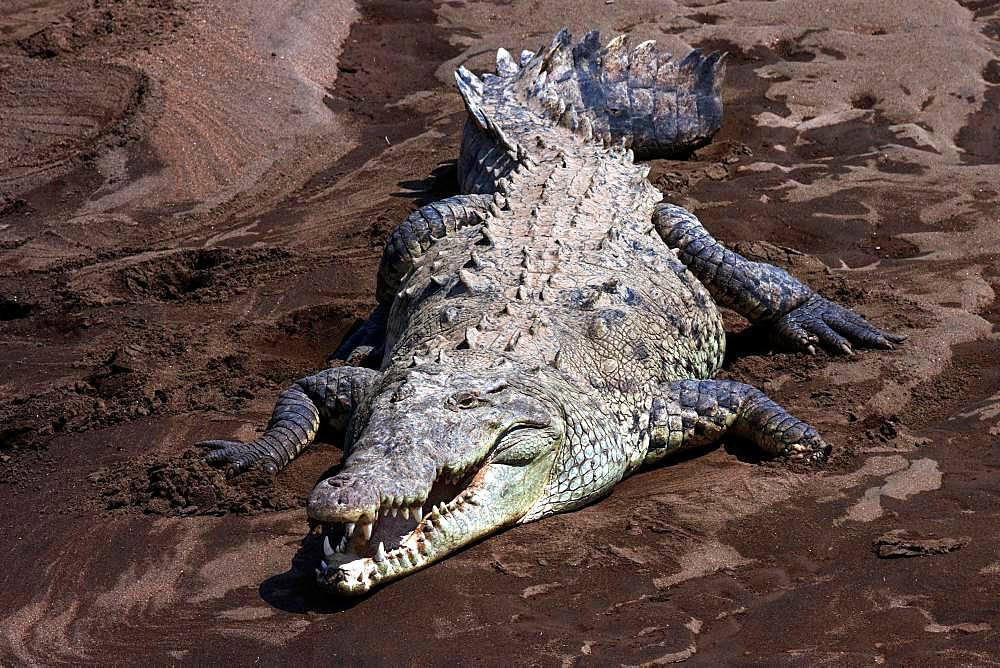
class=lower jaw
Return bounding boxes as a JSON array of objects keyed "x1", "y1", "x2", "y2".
[
  {"x1": 318, "y1": 543, "x2": 428, "y2": 595},
  {"x1": 317, "y1": 495, "x2": 476, "y2": 595},
  {"x1": 314, "y1": 464, "x2": 502, "y2": 594}
]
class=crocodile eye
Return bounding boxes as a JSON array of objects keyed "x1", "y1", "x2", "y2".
[{"x1": 449, "y1": 390, "x2": 482, "y2": 409}]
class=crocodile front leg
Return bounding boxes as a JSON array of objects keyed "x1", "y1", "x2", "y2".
[
  {"x1": 201, "y1": 366, "x2": 379, "y2": 475},
  {"x1": 643, "y1": 379, "x2": 830, "y2": 467},
  {"x1": 652, "y1": 203, "x2": 905, "y2": 354}
]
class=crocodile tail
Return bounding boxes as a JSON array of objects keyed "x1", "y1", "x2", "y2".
[
  {"x1": 455, "y1": 65, "x2": 528, "y2": 159},
  {"x1": 498, "y1": 28, "x2": 726, "y2": 159}
]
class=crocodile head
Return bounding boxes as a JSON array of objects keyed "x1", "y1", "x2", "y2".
[{"x1": 307, "y1": 356, "x2": 563, "y2": 595}]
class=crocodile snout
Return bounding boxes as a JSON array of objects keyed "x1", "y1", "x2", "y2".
[{"x1": 307, "y1": 475, "x2": 380, "y2": 525}]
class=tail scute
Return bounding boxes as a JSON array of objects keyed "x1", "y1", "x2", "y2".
[{"x1": 481, "y1": 29, "x2": 726, "y2": 159}]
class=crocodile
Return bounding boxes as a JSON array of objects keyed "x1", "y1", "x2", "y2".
[{"x1": 200, "y1": 29, "x2": 904, "y2": 595}]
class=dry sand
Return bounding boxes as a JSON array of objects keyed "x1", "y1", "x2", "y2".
[{"x1": 1, "y1": 0, "x2": 998, "y2": 663}]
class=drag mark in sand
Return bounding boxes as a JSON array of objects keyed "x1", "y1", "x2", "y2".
[{"x1": 836, "y1": 458, "x2": 942, "y2": 525}]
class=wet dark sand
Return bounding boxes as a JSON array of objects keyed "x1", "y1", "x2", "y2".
[{"x1": 1, "y1": 0, "x2": 998, "y2": 664}]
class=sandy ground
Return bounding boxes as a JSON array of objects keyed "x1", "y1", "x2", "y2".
[{"x1": 1, "y1": 0, "x2": 998, "y2": 664}]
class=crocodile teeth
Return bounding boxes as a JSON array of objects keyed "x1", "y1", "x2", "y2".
[
  {"x1": 390, "y1": 507, "x2": 398, "y2": 518},
  {"x1": 401, "y1": 507, "x2": 410, "y2": 520},
  {"x1": 412, "y1": 506, "x2": 423, "y2": 522},
  {"x1": 345, "y1": 522, "x2": 356, "y2": 538},
  {"x1": 323, "y1": 536, "x2": 334, "y2": 558},
  {"x1": 375, "y1": 541, "x2": 387, "y2": 562},
  {"x1": 362, "y1": 522, "x2": 373, "y2": 541}
]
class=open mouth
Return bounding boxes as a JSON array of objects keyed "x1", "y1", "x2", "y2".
[{"x1": 311, "y1": 463, "x2": 483, "y2": 593}]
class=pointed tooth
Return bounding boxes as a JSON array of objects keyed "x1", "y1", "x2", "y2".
[
  {"x1": 362, "y1": 522, "x2": 373, "y2": 541},
  {"x1": 323, "y1": 536, "x2": 334, "y2": 558},
  {"x1": 345, "y1": 522, "x2": 356, "y2": 538},
  {"x1": 337, "y1": 536, "x2": 347, "y2": 553},
  {"x1": 418, "y1": 538, "x2": 432, "y2": 557},
  {"x1": 375, "y1": 541, "x2": 387, "y2": 562},
  {"x1": 413, "y1": 506, "x2": 423, "y2": 522},
  {"x1": 401, "y1": 507, "x2": 410, "y2": 520}
]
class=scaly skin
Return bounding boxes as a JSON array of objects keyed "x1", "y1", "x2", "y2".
[{"x1": 201, "y1": 29, "x2": 903, "y2": 595}]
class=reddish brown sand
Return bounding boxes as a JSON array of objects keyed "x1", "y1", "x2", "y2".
[{"x1": 1, "y1": 0, "x2": 998, "y2": 664}]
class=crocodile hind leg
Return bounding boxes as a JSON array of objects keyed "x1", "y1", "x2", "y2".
[
  {"x1": 375, "y1": 194, "x2": 493, "y2": 305},
  {"x1": 643, "y1": 379, "x2": 830, "y2": 467},
  {"x1": 201, "y1": 366, "x2": 379, "y2": 476},
  {"x1": 652, "y1": 203, "x2": 905, "y2": 354},
  {"x1": 327, "y1": 194, "x2": 493, "y2": 368}
]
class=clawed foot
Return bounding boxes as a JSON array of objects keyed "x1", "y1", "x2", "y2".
[
  {"x1": 199, "y1": 439, "x2": 280, "y2": 476},
  {"x1": 780, "y1": 428, "x2": 832, "y2": 464},
  {"x1": 773, "y1": 295, "x2": 906, "y2": 355}
]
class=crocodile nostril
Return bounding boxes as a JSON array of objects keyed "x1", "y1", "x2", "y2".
[{"x1": 307, "y1": 478, "x2": 378, "y2": 523}]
